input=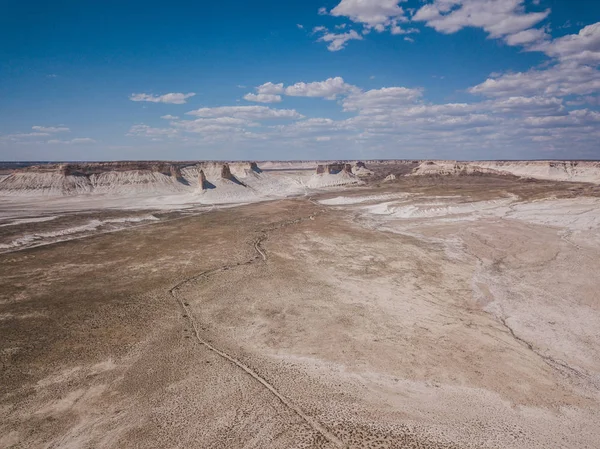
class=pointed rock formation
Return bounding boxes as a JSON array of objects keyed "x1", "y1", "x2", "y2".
[
  {"x1": 199, "y1": 170, "x2": 207, "y2": 190},
  {"x1": 221, "y1": 163, "x2": 233, "y2": 180}
]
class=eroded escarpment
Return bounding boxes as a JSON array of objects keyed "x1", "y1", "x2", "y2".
[{"x1": 0, "y1": 161, "x2": 262, "y2": 196}]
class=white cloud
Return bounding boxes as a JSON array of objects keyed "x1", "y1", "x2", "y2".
[
  {"x1": 243, "y1": 93, "x2": 283, "y2": 103},
  {"x1": 318, "y1": 7, "x2": 328, "y2": 15},
  {"x1": 532, "y1": 22, "x2": 600, "y2": 65},
  {"x1": 329, "y1": 0, "x2": 408, "y2": 30},
  {"x1": 47, "y1": 137, "x2": 96, "y2": 144},
  {"x1": 342, "y1": 86, "x2": 424, "y2": 111},
  {"x1": 186, "y1": 105, "x2": 303, "y2": 120},
  {"x1": 469, "y1": 62, "x2": 600, "y2": 98},
  {"x1": 285, "y1": 77, "x2": 359, "y2": 99},
  {"x1": 504, "y1": 27, "x2": 549, "y2": 46},
  {"x1": 256, "y1": 82, "x2": 284, "y2": 94},
  {"x1": 413, "y1": 0, "x2": 550, "y2": 46},
  {"x1": 488, "y1": 96, "x2": 565, "y2": 115},
  {"x1": 391, "y1": 25, "x2": 419, "y2": 35},
  {"x1": 127, "y1": 124, "x2": 179, "y2": 138},
  {"x1": 522, "y1": 109, "x2": 600, "y2": 128},
  {"x1": 129, "y1": 92, "x2": 196, "y2": 104},
  {"x1": 243, "y1": 82, "x2": 285, "y2": 103},
  {"x1": 70, "y1": 138, "x2": 97, "y2": 144},
  {"x1": 160, "y1": 114, "x2": 179, "y2": 120},
  {"x1": 297, "y1": 24, "x2": 304, "y2": 29},
  {"x1": 173, "y1": 117, "x2": 255, "y2": 134},
  {"x1": 10, "y1": 132, "x2": 51, "y2": 138},
  {"x1": 316, "y1": 136, "x2": 332, "y2": 141},
  {"x1": 32, "y1": 126, "x2": 70, "y2": 133},
  {"x1": 314, "y1": 1, "x2": 416, "y2": 49},
  {"x1": 316, "y1": 29, "x2": 363, "y2": 51}
]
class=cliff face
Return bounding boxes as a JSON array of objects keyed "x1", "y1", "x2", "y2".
[
  {"x1": 409, "y1": 160, "x2": 600, "y2": 184},
  {"x1": 0, "y1": 161, "x2": 248, "y2": 196},
  {"x1": 221, "y1": 163, "x2": 233, "y2": 180},
  {"x1": 199, "y1": 170, "x2": 208, "y2": 190},
  {"x1": 316, "y1": 163, "x2": 353, "y2": 175},
  {"x1": 471, "y1": 161, "x2": 600, "y2": 183}
]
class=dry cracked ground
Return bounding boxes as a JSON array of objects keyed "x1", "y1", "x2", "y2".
[{"x1": 1, "y1": 176, "x2": 600, "y2": 448}]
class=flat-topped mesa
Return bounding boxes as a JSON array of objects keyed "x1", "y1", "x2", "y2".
[{"x1": 316, "y1": 163, "x2": 353, "y2": 175}]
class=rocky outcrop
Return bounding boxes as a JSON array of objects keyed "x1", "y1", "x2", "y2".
[
  {"x1": 352, "y1": 162, "x2": 374, "y2": 177},
  {"x1": 221, "y1": 163, "x2": 233, "y2": 180},
  {"x1": 316, "y1": 163, "x2": 353, "y2": 175},
  {"x1": 408, "y1": 160, "x2": 600, "y2": 184},
  {"x1": 384, "y1": 174, "x2": 396, "y2": 182},
  {"x1": 471, "y1": 161, "x2": 600, "y2": 183},
  {"x1": 199, "y1": 170, "x2": 208, "y2": 190}
]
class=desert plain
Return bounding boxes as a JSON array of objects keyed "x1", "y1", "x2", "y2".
[{"x1": 1, "y1": 160, "x2": 600, "y2": 448}]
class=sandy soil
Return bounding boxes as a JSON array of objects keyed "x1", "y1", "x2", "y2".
[{"x1": 1, "y1": 174, "x2": 599, "y2": 448}]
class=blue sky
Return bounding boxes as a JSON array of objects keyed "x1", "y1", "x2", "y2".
[{"x1": 1, "y1": 0, "x2": 599, "y2": 161}]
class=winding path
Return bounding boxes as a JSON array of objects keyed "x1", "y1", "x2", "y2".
[{"x1": 168, "y1": 211, "x2": 346, "y2": 448}]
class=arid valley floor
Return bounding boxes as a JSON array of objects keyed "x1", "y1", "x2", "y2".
[{"x1": 1, "y1": 161, "x2": 600, "y2": 448}]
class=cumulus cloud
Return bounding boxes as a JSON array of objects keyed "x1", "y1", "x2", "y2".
[
  {"x1": 504, "y1": 27, "x2": 549, "y2": 46},
  {"x1": 532, "y1": 22, "x2": 600, "y2": 65},
  {"x1": 329, "y1": 0, "x2": 408, "y2": 30},
  {"x1": 522, "y1": 109, "x2": 600, "y2": 128},
  {"x1": 160, "y1": 114, "x2": 179, "y2": 120},
  {"x1": 285, "y1": 77, "x2": 359, "y2": 99},
  {"x1": 243, "y1": 82, "x2": 285, "y2": 103},
  {"x1": 391, "y1": 25, "x2": 419, "y2": 35},
  {"x1": 469, "y1": 62, "x2": 600, "y2": 98},
  {"x1": 244, "y1": 77, "x2": 359, "y2": 101},
  {"x1": 32, "y1": 126, "x2": 70, "y2": 133},
  {"x1": 257, "y1": 82, "x2": 284, "y2": 94},
  {"x1": 129, "y1": 92, "x2": 196, "y2": 104},
  {"x1": 413, "y1": 0, "x2": 550, "y2": 46},
  {"x1": 342, "y1": 86, "x2": 424, "y2": 111},
  {"x1": 243, "y1": 93, "x2": 283, "y2": 103},
  {"x1": 186, "y1": 105, "x2": 303, "y2": 120},
  {"x1": 316, "y1": 29, "x2": 363, "y2": 51},
  {"x1": 488, "y1": 96, "x2": 565, "y2": 115}
]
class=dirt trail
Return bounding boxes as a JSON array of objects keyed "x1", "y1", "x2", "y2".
[{"x1": 168, "y1": 211, "x2": 347, "y2": 448}]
